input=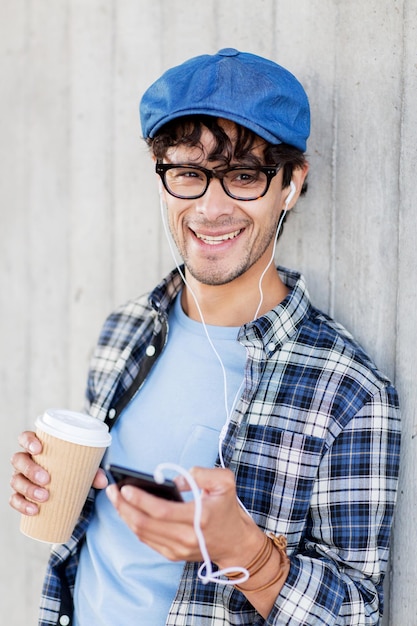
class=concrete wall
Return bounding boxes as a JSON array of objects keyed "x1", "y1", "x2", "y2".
[{"x1": 1, "y1": 1, "x2": 415, "y2": 623}]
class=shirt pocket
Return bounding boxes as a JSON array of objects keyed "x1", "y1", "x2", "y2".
[
  {"x1": 179, "y1": 424, "x2": 221, "y2": 470},
  {"x1": 233, "y1": 426, "x2": 325, "y2": 549}
]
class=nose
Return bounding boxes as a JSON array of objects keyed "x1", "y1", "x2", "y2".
[{"x1": 194, "y1": 177, "x2": 234, "y2": 220}]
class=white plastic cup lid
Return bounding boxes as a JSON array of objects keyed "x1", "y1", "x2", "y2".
[{"x1": 35, "y1": 409, "x2": 112, "y2": 447}]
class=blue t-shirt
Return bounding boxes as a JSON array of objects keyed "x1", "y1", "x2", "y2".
[{"x1": 73, "y1": 293, "x2": 246, "y2": 625}]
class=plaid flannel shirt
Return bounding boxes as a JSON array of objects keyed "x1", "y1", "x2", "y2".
[{"x1": 39, "y1": 266, "x2": 400, "y2": 626}]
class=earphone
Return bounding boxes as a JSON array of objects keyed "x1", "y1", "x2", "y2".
[
  {"x1": 285, "y1": 180, "x2": 297, "y2": 208},
  {"x1": 252, "y1": 179, "x2": 296, "y2": 319}
]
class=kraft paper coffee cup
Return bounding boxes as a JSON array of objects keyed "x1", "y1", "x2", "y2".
[{"x1": 20, "y1": 409, "x2": 111, "y2": 543}]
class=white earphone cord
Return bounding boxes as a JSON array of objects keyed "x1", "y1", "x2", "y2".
[
  {"x1": 156, "y1": 183, "x2": 293, "y2": 585},
  {"x1": 154, "y1": 462, "x2": 249, "y2": 585}
]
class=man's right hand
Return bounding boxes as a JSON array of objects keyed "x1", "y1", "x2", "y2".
[
  {"x1": 9, "y1": 431, "x2": 109, "y2": 516},
  {"x1": 9, "y1": 431, "x2": 50, "y2": 515}
]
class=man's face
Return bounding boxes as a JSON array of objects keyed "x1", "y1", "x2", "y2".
[{"x1": 159, "y1": 121, "x2": 290, "y2": 288}]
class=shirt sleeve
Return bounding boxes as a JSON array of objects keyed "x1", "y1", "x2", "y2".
[{"x1": 267, "y1": 383, "x2": 401, "y2": 625}]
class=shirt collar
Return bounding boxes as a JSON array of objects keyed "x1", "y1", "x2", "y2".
[
  {"x1": 149, "y1": 267, "x2": 184, "y2": 313},
  {"x1": 238, "y1": 266, "x2": 313, "y2": 355},
  {"x1": 149, "y1": 266, "x2": 313, "y2": 355}
]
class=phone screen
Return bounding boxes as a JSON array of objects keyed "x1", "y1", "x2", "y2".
[{"x1": 106, "y1": 464, "x2": 183, "y2": 502}]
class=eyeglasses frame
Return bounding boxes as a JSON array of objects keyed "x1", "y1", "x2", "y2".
[{"x1": 155, "y1": 162, "x2": 282, "y2": 201}]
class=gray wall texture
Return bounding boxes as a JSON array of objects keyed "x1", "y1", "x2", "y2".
[{"x1": 1, "y1": 1, "x2": 416, "y2": 624}]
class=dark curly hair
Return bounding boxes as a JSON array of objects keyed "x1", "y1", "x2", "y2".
[{"x1": 147, "y1": 115, "x2": 308, "y2": 194}]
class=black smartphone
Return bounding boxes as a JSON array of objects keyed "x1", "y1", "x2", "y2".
[{"x1": 106, "y1": 464, "x2": 183, "y2": 502}]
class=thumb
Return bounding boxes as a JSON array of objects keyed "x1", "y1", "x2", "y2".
[{"x1": 188, "y1": 467, "x2": 236, "y2": 497}]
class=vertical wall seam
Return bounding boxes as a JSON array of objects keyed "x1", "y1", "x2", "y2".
[
  {"x1": 23, "y1": 0, "x2": 31, "y2": 422},
  {"x1": 393, "y1": 0, "x2": 406, "y2": 388},
  {"x1": 213, "y1": 0, "x2": 220, "y2": 49},
  {"x1": 271, "y1": 1, "x2": 277, "y2": 60},
  {"x1": 389, "y1": 1, "x2": 407, "y2": 623},
  {"x1": 329, "y1": 3, "x2": 340, "y2": 319},
  {"x1": 64, "y1": 0, "x2": 71, "y2": 407},
  {"x1": 110, "y1": 0, "x2": 117, "y2": 310}
]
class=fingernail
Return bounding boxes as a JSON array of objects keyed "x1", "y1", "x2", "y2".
[
  {"x1": 29, "y1": 442, "x2": 40, "y2": 454},
  {"x1": 106, "y1": 484, "x2": 117, "y2": 502},
  {"x1": 34, "y1": 488, "x2": 48, "y2": 501},
  {"x1": 35, "y1": 469, "x2": 49, "y2": 485},
  {"x1": 120, "y1": 485, "x2": 135, "y2": 501},
  {"x1": 25, "y1": 503, "x2": 38, "y2": 515}
]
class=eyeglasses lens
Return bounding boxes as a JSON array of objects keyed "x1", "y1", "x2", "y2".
[{"x1": 164, "y1": 167, "x2": 268, "y2": 200}]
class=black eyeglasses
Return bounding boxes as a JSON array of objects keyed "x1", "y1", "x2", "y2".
[{"x1": 155, "y1": 162, "x2": 282, "y2": 201}]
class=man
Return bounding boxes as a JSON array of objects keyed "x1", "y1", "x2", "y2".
[{"x1": 10, "y1": 49, "x2": 400, "y2": 625}]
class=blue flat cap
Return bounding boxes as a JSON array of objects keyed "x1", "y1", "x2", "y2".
[{"x1": 140, "y1": 48, "x2": 310, "y2": 152}]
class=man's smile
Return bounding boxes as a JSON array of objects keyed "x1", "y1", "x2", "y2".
[{"x1": 193, "y1": 229, "x2": 243, "y2": 245}]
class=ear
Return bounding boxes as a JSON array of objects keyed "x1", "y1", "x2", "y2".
[{"x1": 283, "y1": 162, "x2": 309, "y2": 211}]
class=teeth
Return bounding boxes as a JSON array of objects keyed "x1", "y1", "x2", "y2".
[{"x1": 195, "y1": 229, "x2": 241, "y2": 245}]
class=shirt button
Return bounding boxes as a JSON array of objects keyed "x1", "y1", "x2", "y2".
[
  {"x1": 146, "y1": 345, "x2": 156, "y2": 357},
  {"x1": 108, "y1": 408, "x2": 116, "y2": 420},
  {"x1": 59, "y1": 616, "x2": 70, "y2": 626},
  {"x1": 267, "y1": 341, "x2": 276, "y2": 352}
]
